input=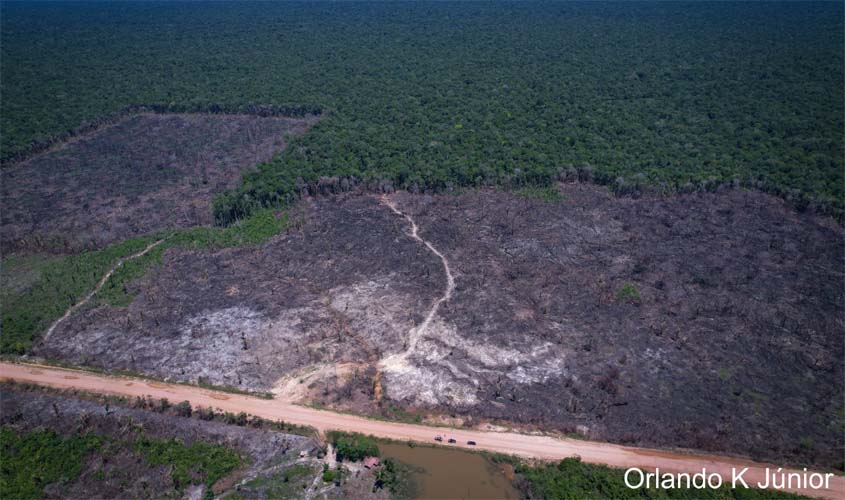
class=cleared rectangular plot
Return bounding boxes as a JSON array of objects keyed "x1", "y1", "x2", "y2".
[{"x1": 1, "y1": 112, "x2": 318, "y2": 253}]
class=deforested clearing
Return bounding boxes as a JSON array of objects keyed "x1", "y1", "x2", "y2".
[
  {"x1": 34, "y1": 185, "x2": 844, "y2": 470},
  {"x1": 0, "y1": 384, "x2": 389, "y2": 500},
  {"x1": 0, "y1": 112, "x2": 318, "y2": 253}
]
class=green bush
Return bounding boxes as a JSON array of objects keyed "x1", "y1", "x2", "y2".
[
  {"x1": 374, "y1": 457, "x2": 415, "y2": 499},
  {"x1": 617, "y1": 283, "x2": 642, "y2": 304},
  {"x1": 328, "y1": 431, "x2": 379, "y2": 462}
]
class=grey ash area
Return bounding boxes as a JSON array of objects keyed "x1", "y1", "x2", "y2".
[
  {"x1": 35, "y1": 195, "x2": 442, "y2": 394},
  {"x1": 34, "y1": 185, "x2": 845, "y2": 469}
]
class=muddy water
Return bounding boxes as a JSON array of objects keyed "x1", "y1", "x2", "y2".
[{"x1": 379, "y1": 443, "x2": 520, "y2": 499}]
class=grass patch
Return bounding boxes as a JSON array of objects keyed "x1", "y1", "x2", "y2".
[
  {"x1": 0, "y1": 235, "x2": 160, "y2": 354},
  {"x1": 616, "y1": 282, "x2": 642, "y2": 304},
  {"x1": 92, "y1": 244, "x2": 167, "y2": 307},
  {"x1": 1, "y1": 209, "x2": 289, "y2": 354},
  {"x1": 379, "y1": 403, "x2": 424, "y2": 424},
  {"x1": 516, "y1": 185, "x2": 565, "y2": 203},
  {"x1": 168, "y1": 209, "x2": 289, "y2": 250},
  {"x1": 0, "y1": 254, "x2": 62, "y2": 302}
]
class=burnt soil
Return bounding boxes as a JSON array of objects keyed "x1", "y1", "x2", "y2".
[
  {"x1": 0, "y1": 113, "x2": 318, "y2": 253},
  {"x1": 34, "y1": 185, "x2": 844, "y2": 469},
  {"x1": 0, "y1": 385, "x2": 321, "y2": 499}
]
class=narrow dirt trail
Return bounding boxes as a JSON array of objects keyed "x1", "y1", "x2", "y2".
[
  {"x1": 40, "y1": 239, "x2": 165, "y2": 343},
  {"x1": 379, "y1": 195, "x2": 455, "y2": 371},
  {"x1": 1, "y1": 362, "x2": 842, "y2": 500}
]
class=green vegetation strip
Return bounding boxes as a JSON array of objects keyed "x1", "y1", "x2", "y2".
[
  {"x1": 0, "y1": 426, "x2": 241, "y2": 500},
  {"x1": 515, "y1": 185, "x2": 566, "y2": 203},
  {"x1": 1, "y1": 209, "x2": 289, "y2": 355},
  {"x1": 515, "y1": 457, "x2": 809, "y2": 500}
]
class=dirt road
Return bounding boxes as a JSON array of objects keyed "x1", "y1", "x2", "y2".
[
  {"x1": 379, "y1": 195, "x2": 456, "y2": 371},
  {"x1": 1, "y1": 361, "x2": 841, "y2": 499}
]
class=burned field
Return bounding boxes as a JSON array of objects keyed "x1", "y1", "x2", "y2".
[
  {"x1": 35, "y1": 195, "x2": 441, "y2": 402},
  {"x1": 0, "y1": 112, "x2": 318, "y2": 253},
  {"x1": 33, "y1": 186, "x2": 844, "y2": 469},
  {"x1": 0, "y1": 385, "x2": 327, "y2": 499}
]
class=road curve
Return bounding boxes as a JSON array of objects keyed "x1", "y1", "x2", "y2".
[
  {"x1": 379, "y1": 195, "x2": 456, "y2": 369},
  {"x1": 1, "y1": 361, "x2": 842, "y2": 499}
]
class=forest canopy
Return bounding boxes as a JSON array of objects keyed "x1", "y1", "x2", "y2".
[{"x1": 1, "y1": 1, "x2": 842, "y2": 219}]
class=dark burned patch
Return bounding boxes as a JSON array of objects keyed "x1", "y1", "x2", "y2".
[
  {"x1": 35, "y1": 187, "x2": 844, "y2": 468},
  {"x1": 396, "y1": 185, "x2": 843, "y2": 469},
  {"x1": 0, "y1": 112, "x2": 318, "y2": 253}
]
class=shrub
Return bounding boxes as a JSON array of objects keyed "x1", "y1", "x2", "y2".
[
  {"x1": 616, "y1": 283, "x2": 641, "y2": 304},
  {"x1": 374, "y1": 457, "x2": 415, "y2": 498},
  {"x1": 174, "y1": 401, "x2": 192, "y2": 417},
  {"x1": 328, "y1": 432, "x2": 379, "y2": 462}
]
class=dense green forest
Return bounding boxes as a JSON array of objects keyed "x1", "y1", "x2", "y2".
[{"x1": 1, "y1": 1, "x2": 842, "y2": 219}]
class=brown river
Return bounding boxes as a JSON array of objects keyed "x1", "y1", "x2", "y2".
[{"x1": 379, "y1": 442, "x2": 520, "y2": 499}]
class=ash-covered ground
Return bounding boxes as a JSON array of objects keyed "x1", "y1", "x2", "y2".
[
  {"x1": 36, "y1": 196, "x2": 440, "y2": 396},
  {"x1": 1, "y1": 113, "x2": 318, "y2": 253},
  {"x1": 35, "y1": 185, "x2": 844, "y2": 468}
]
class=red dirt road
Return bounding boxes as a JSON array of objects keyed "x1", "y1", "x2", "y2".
[{"x1": 1, "y1": 361, "x2": 842, "y2": 499}]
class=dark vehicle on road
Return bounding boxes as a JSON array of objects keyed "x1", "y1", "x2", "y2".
[
  {"x1": 434, "y1": 436, "x2": 443, "y2": 442},
  {"x1": 448, "y1": 438, "x2": 456, "y2": 444},
  {"x1": 467, "y1": 440, "x2": 477, "y2": 446}
]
